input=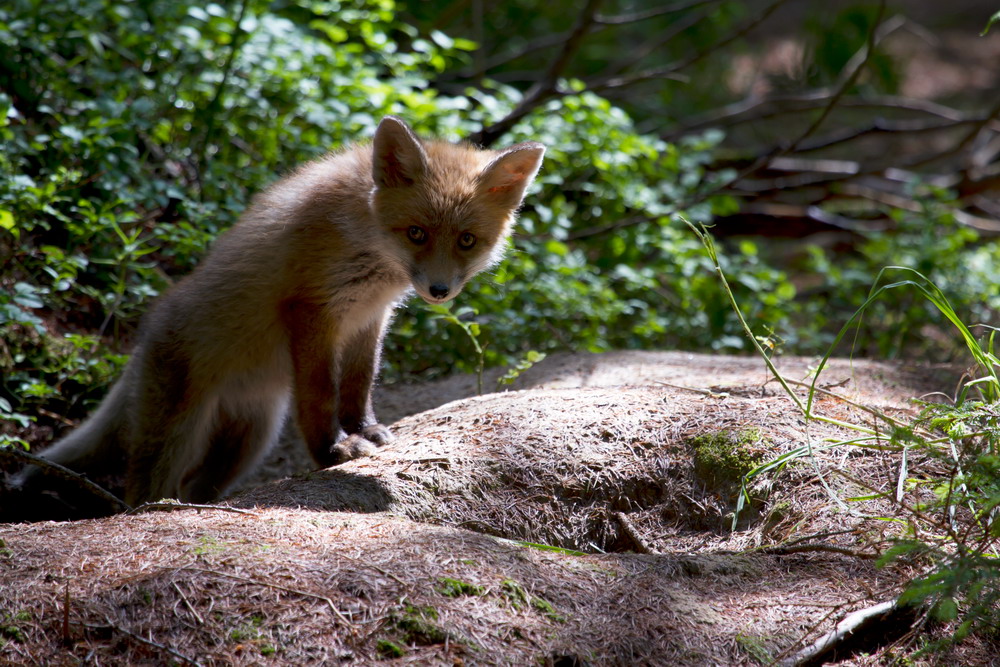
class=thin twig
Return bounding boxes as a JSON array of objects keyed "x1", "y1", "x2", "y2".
[
  {"x1": 770, "y1": 377, "x2": 922, "y2": 435},
  {"x1": 127, "y1": 501, "x2": 258, "y2": 516},
  {"x1": 666, "y1": 92, "x2": 1000, "y2": 141},
  {"x1": 654, "y1": 381, "x2": 729, "y2": 398},
  {"x1": 907, "y1": 94, "x2": 1000, "y2": 169},
  {"x1": 62, "y1": 585, "x2": 71, "y2": 647},
  {"x1": 1, "y1": 446, "x2": 131, "y2": 513},
  {"x1": 172, "y1": 581, "x2": 204, "y2": 626},
  {"x1": 778, "y1": 599, "x2": 916, "y2": 667},
  {"x1": 830, "y1": 468, "x2": 945, "y2": 531}
]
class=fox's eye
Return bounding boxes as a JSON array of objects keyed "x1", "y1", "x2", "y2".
[
  {"x1": 458, "y1": 232, "x2": 477, "y2": 250},
  {"x1": 407, "y1": 225, "x2": 427, "y2": 245}
]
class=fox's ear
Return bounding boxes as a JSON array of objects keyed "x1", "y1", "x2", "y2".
[
  {"x1": 478, "y1": 142, "x2": 546, "y2": 209},
  {"x1": 372, "y1": 116, "x2": 428, "y2": 188}
]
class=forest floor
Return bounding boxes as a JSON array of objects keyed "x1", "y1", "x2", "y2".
[{"x1": 2, "y1": 350, "x2": 998, "y2": 665}]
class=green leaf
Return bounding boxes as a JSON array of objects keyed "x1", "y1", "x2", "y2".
[
  {"x1": 933, "y1": 597, "x2": 958, "y2": 622},
  {"x1": 0, "y1": 208, "x2": 15, "y2": 240},
  {"x1": 429, "y1": 29, "x2": 453, "y2": 49}
]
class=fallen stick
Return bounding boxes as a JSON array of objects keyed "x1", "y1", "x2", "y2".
[{"x1": 779, "y1": 598, "x2": 915, "y2": 666}]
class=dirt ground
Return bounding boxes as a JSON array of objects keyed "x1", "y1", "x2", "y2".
[{"x1": 1, "y1": 351, "x2": 996, "y2": 665}]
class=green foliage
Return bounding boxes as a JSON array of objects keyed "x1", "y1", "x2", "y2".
[
  {"x1": 375, "y1": 638, "x2": 405, "y2": 658},
  {"x1": 822, "y1": 272, "x2": 1000, "y2": 644},
  {"x1": 889, "y1": 390, "x2": 1000, "y2": 643},
  {"x1": 388, "y1": 604, "x2": 453, "y2": 647},
  {"x1": 692, "y1": 214, "x2": 1000, "y2": 650},
  {"x1": 798, "y1": 186, "x2": 1000, "y2": 358}
]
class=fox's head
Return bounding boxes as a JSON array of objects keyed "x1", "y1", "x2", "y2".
[{"x1": 369, "y1": 116, "x2": 545, "y2": 304}]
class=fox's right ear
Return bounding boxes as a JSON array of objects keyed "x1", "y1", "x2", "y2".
[
  {"x1": 478, "y1": 141, "x2": 546, "y2": 211},
  {"x1": 372, "y1": 116, "x2": 428, "y2": 188}
]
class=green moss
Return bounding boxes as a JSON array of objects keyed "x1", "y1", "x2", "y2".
[
  {"x1": 690, "y1": 428, "x2": 767, "y2": 490},
  {"x1": 191, "y1": 535, "x2": 226, "y2": 556},
  {"x1": 0, "y1": 609, "x2": 31, "y2": 644},
  {"x1": 498, "y1": 579, "x2": 565, "y2": 623},
  {"x1": 436, "y1": 577, "x2": 485, "y2": 598},
  {"x1": 500, "y1": 579, "x2": 530, "y2": 609},
  {"x1": 392, "y1": 605, "x2": 447, "y2": 645},
  {"x1": 376, "y1": 638, "x2": 406, "y2": 658},
  {"x1": 530, "y1": 596, "x2": 567, "y2": 623}
]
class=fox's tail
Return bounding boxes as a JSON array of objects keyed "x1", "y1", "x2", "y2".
[{"x1": 13, "y1": 367, "x2": 131, "y2": 503}]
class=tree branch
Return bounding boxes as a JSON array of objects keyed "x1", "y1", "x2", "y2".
[
  {"x1": 588, "y1": 0, "x2": 790, "y2": 92},
  {"x1": 599, "y1": 6, "x2": 709, "y2": 81},
  {"x1": 594, "y1": 0, "x2": 720, "y2": 25},
  {"x1": 469, "y1": 0, "x2": 605, "y2": 147}
]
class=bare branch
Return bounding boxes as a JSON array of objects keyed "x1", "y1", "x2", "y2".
[
  {"x1": 588, "y1": 0, "x2": 791, "y2": 92},
  {"x1": 595, "y1": 0, "x2": 720, "y2": 25},
  {"x1": 906, "y1": 94, "x2": 1000, "y2": 169},
  {"x1": 784, "y1": 2, "x2": 890, "y2": 153},
  {"x1": 600, "y1": 6, "x2": 710, "y2": 81},
  {"x1": 127, "y1": 501, "x2": 259, "y2": 516},
  {"x1": 568, "y1": 3, "x2": 900, "y2": 243},
  {"x1": 795, "y1": 117, "x2": 993, "y2": 154},
  {"x1": 470, "y1": 0, "x2": 605, "y2": 147},
  {"x1": 665, "y1": 91, "x2": 999, "y2": 139}
]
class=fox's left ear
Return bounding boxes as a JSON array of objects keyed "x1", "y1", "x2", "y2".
[
  {"x1": 478, "y1": 142, "x2": 546, "y2": 210},
  {"x1": 373, "y1": 116, "x2": 429, "y2": 189}
]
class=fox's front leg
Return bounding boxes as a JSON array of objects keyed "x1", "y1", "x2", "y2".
[
  {"x1": 284, "y1": 300, "x2": 347, "y2": 467},
  {"x1": 337, "y1": 310, "x2": 394, "y2": 450}
]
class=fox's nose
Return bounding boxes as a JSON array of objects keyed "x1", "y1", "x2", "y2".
[{"x1": 429, "y1": 283, "x2": 450, "y2": 299}]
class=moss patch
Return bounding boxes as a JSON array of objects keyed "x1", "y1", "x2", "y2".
[
  {"x1": 690, "y1": 428, "x2": 767, "y2": 491},
  {"x1": 436, "y1": 577, "x2": 485, "y2": 598}
]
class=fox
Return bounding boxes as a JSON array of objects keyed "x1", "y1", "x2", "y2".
[{"x1": 16, "y1": 116, "x2": 545, "y2": 509}]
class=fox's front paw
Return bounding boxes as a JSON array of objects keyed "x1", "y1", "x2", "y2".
[
  {"x1": 328, "y1": 433, "x2": 377, "y2": 464},
  {"x1": 326, "y1": 425, "x2": 393, "y2": 465},
  {"x1": 360, "y1": 423, "x2": 393, "y2": 446}
]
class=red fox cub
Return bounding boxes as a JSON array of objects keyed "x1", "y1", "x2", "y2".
[{"x1": 19, "y1": 117, "x2": 545, "y2": 507}]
